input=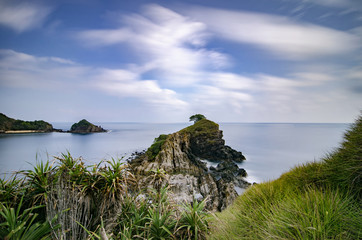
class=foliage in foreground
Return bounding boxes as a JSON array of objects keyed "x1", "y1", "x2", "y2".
[
  {"x1": 0, "y1": 152, "x2": 209, "y2": 239},
  {"x1": 208, "y1": 115, "x2": 362, "y2": 240}
]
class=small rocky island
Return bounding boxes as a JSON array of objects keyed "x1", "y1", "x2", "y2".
[
  {"x1": 129, "y1": 118, "x2": 250, "y2": 211},
  {"x1": 69, "y1": 119, "x2": 106, "y2": 133}
]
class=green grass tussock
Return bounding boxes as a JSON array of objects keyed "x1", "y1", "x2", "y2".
[{"x1": 208, "y1": 115, "x2": 362, "y2": 239}]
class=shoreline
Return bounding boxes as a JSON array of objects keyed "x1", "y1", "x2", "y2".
[
  {"x1": 1, "y1": 129, "x2": 107, "y2": 134},
  {"x1": 2, "y1": 130, "x2": 50, "y2": 134}
]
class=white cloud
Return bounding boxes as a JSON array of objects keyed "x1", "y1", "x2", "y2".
[
  {"x1": 0, "y1": 49, "x2": 187, "y2": 110},
  {"x1": 77, "y1": 4, "x2": 230, "y2": 86},
  {"x1": 0, "y1": 49, "x2": 82, "y2": 88},
  {"x1": 0, "y1": 0, "x2": 52, "y2": 33},
  {"x1": 91, "y1": 68, "x2": 188, "y2": 108},
  {"x1": 186, "y1": 6, "x2": 360, "y2": 60}
]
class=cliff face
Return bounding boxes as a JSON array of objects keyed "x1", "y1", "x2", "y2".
[
  {"x1": 69, "y1": 119, "x2": 106, "y2": 133},
  {"x1": 130, "y1": 119, "x2": 250, "y2": 211}
]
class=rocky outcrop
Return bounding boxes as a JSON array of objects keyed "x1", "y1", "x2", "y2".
[
  {"x1": 129, "y1": 119, "x2": 250, "y2": 211},
  {"x1": 69, "y1": 119, "x2": 106, "y2": 133}
]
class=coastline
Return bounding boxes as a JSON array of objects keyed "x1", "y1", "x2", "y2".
[{"x1": 3, "y1": 130, "x2": 50, "y2": 134}]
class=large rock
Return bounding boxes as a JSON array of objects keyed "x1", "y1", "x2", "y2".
[{"x1": 129, "y1": 119, "x2": 250, "y2": 211}]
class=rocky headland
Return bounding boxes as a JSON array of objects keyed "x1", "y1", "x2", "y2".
[
  {"x1": 129, "y1": 118, "x2": 250, "y2": 211},
  {"x1": 0, "y1": 113, "x2": 55, "y2": 133}
]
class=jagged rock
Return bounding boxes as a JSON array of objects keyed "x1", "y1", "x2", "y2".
[{"x1": 129, "y1": 119, "x2": 250, "y2": 211}]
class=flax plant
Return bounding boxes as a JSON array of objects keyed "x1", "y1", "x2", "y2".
[
  {"x1": 21, "y1": 160, "x2": 55, "y2": 206},
  {"x1": 0, "y1": 197, "x2": 60, "y2": 240},
  {"x1": 0, "y1": 174, "x2": 23, "y2": 207},
  {"x1": 178, "y1": 198, "x2": 209, "y2": 240}
]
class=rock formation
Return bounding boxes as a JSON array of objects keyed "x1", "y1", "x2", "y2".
[
  {"x1": 69, "y1": 119, "x2": 106, "y2": 133},
  {"x1": 129, "y1": 119, "x2": 250, "y2": 211}
]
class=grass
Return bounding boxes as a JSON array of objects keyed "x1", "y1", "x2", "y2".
[
  {"x1": 208, "y1": 115, "x2": 362, "y2": 239},
  {"x1": 180, "y1": 119, "x2": 219, "y2": 138},
  {"x1": 146, "y1": 134, "x2": 170, "y2": 160}
]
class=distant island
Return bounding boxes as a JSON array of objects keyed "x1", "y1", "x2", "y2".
[
  {"x1": 0, "y1": 113, "x2": 55, "y2": 133},
  {"x1": 69, "y1": 119, "x2": 106, "y2": 133},
  {"x1": 0, "y1": 113, "x2": 106, "y2": 134}
]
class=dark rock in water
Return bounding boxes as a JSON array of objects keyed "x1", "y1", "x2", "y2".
[
  {"x1": 69, "y1": 119, "x2": 106, "y2": 133},
  {"x1": 129, "y1": 119, "x2": 250, "y2": 211}
]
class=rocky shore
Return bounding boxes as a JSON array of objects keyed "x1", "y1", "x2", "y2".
[{"x1": 129, "y1": 119, "x2": 250, "y2": 211}]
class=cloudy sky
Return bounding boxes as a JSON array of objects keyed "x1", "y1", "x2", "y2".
[{"x1": 0, "y1": 0, "x2": 361, "y2": 123}]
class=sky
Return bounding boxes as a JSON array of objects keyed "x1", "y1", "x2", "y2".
[{"x1": 0, "y1": 0, "x2": 361, "y2": 123}]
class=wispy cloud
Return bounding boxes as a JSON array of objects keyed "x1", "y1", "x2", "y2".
[
  {"x1": 77, "y1": 4, "x2": 229, "y2": 86},
  {"x1": 91, "y1": 68, "x2": 188, "y2": 108},
  {"x1": 185, "y1": 6, "x2": 360, "y2": 60},
  {"x1": 0, "y1": 49, "x2": 187, "y2": 110},
  {"x1": 0, "y1": 0, "x2": 52, "y2": 33}
]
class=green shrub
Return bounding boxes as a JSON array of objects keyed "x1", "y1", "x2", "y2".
[{"x1": 146, "y1": 134, "x2": 169, "y2": 160}]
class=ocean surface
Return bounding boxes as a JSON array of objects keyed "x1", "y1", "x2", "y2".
[{"x1": 0, "y1": 122, "x2": 349, "y2": 183}]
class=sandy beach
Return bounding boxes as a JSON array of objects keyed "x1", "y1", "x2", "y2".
[{"x1": 4, "y1": 130, "x2": 46, "y2": 134}]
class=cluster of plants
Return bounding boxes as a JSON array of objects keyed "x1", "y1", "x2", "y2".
[
  {"x1": 0, "y1": 152, "x2": 209, "y2": 239},
  {"x1": 208, "y1": 115, "x2": 362, "y2": 239}
]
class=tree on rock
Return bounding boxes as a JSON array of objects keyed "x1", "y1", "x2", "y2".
[{"x1": 189, "y1": 114, "x2": 206, "y2": 124}]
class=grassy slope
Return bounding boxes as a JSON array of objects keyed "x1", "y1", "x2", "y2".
[{"x1": 208, "y1": 116, "x2": 362, "y2": 240}]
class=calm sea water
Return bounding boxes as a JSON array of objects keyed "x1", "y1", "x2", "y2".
[{"x1": 0, "y1": 122, "x2": 349, "y2": 182}]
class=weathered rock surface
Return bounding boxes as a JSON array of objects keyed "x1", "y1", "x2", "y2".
[
  {"x1": 69, "y1": 119, "x2": 106, "y2": 133},
  {"x1": 129, "y1": 119, "x2": 250, "y2": 211}
]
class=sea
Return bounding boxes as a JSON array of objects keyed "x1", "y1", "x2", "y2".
[{"x1": 0, "y1": 122, "x2": 350, "y2": 183}]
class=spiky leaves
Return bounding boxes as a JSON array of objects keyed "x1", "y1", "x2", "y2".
[{"x1": 0, "y1": 197, "x2": 60, "y2": 240}]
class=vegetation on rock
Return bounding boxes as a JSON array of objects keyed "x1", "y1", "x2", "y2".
[
  {"x1": 70, "y1": 119, "x2": 106, "y2": 133},
  {"x1": 146, "y1": 134, "x2": 169, "y2": 160},
  {"x1": 208, "y1": 115, "x2": 362, "y2": 239},
  {"x1": 189, "y1": 114, "x2": 206, "y2": 124},
  {"x1": 0, "y1": 113, "x2": 53, "y2": 132}
]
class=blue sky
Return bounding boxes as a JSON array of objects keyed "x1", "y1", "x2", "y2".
[{"x1": 0, "y1": 0, "x2": 361, "y2": 123}]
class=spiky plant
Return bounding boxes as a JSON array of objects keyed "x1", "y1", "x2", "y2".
[
  {"x1": 21, "y1": 160, "x2": 55, "y2": 206},
  {"x1": 94, "y1": 158, "x2": 136, "y2": 232},
  {"x1": 177, "y1": 198, "x2": 209, "y2": 240},
  {"x1": 0, "y1": 174, "x2": 23, "y2": 207},
  {"x1": 45, "y1": 152, "x2": 92, "y2": 239},
  {"x1": 148, "y1": 168, "x2": 168, "y2": 192},
  {"x1": 114, "y1": 193, "x2": 150, "y2": 239},
  {"x1": 46, "y1": 171, "x2": 91, "y2": 240},
  {"x1": 146, "y1": 206, "x2": 177, "y2": 240},
  {"x1": 0, "y1": 197, "x2": 60, "y2": 240}
]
